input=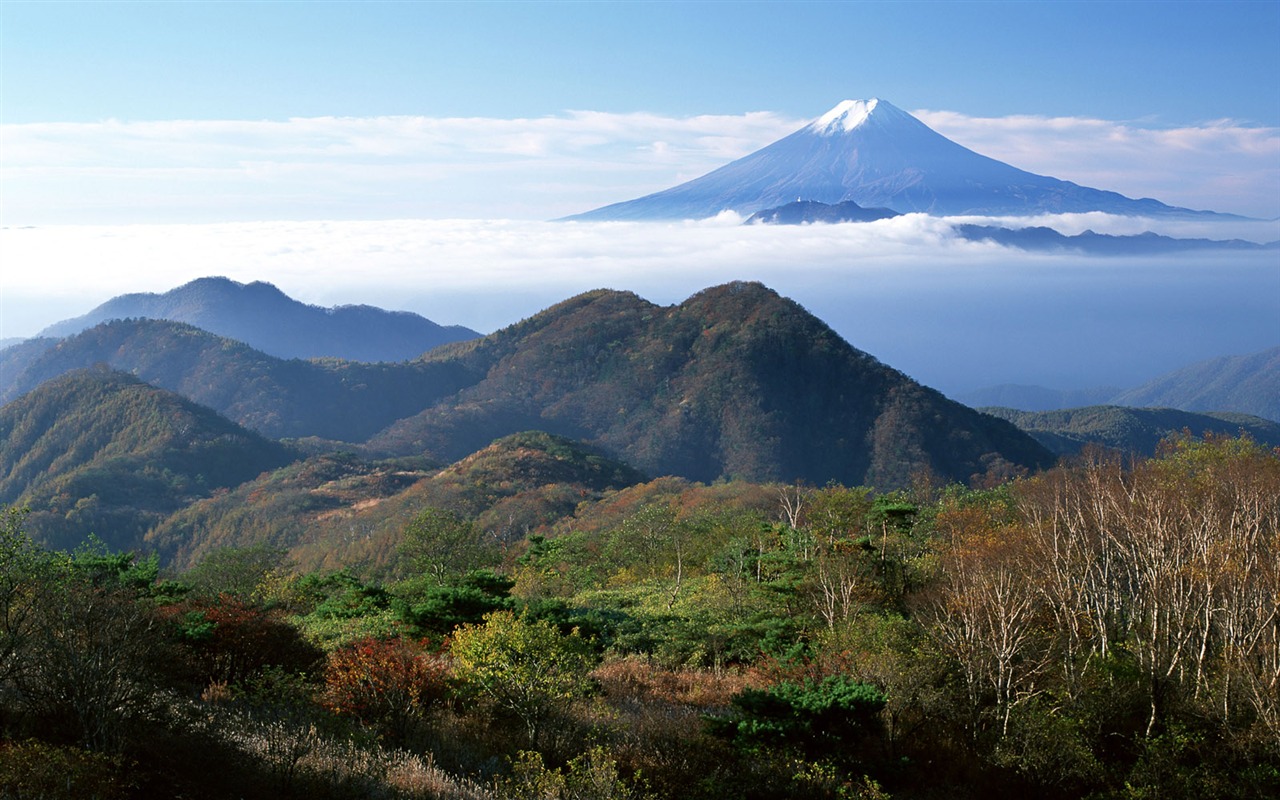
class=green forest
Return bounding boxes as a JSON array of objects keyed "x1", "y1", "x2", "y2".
[{"x1": 2, "y1": 433, "x2": 1277, "y2": 799}]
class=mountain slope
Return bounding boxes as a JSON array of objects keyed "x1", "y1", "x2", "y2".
[
  {"x1": 959, "y1": 347, "x2": 1280, "y2": 422},
  {"x1": 1110, "y1": 347, "x2": 1280, "y2": 422},
  {"x1": 981, "y1": 405, "x2": 1280, "y2": 457},
  {"x1": 371, "y1": 281, "x2": 1054, "y2": 488},
  {"x1": 39, "y1": 276, "x2": 480, "y2": 362},
  {"x1": 565, "y1": 99, "x2": 1234, "y2": 221},
  {"x1": 6, "y1": 282, "x2": 1055, "y2": 489},
  {"x1": 0, "y1": 318, "x2": 475, "y2": 442},
  {"x1": 0, "y1": 368, "x2": 296, "y2": 551},
  {"x1": 147, "y1": 430, "x2": 647, "y2": 572}
]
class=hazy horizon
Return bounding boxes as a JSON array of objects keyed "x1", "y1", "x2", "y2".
[
  {"x1": 4, "y1": 213, "x2": 1276, "y2": 399},
  {"x1": 2, "y1": 1, "x2": 1277, "y2": 399}
]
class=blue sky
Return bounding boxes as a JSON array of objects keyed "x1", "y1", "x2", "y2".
[
  {"x1": 2, "y1": 0, "x2": 1277, "y2": 223},
  {"x1": 1, "y1": 1, "x2": 1278, "y2": 394},
  {"x1": 3, "y1": 1, "x2": 1278, "y2": 125}
]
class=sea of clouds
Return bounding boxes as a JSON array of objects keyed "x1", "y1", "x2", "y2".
[{"x1": 3, "y1": 215, "x2": 1276, "y2": 397}]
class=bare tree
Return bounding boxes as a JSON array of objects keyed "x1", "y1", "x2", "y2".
[{"x1": 923, "y1": 501, "x2": 1047, "y2": 739}]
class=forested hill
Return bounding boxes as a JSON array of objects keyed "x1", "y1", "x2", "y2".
[
  {"x1": 0, "y1": 367, "x2": 296, "y2": 551},
  {"x1": 0, "y1": 318, "x2": 476, "y2": 442},
  {"x1": 983, "y1": 405, "x2": 1280, "y2": 457},
  {"x1": 38, "y1": 276, "x2": 480, "y2": 362},
  {"x1": 1110, "y1": 346, "x2": 1280, "y2": 422},
  {"x1": 373, "y1": 281, "x2": 1053, "y2": 487},
  {"x1": 147, "y1": 430, "x2": 649, "y2": 572},
  {"x1": 2, "y1": 282, "x2": 1053, "y2": 489}
]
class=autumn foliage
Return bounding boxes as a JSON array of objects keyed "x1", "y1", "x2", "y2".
[
  {"x1": 161, "y1": 594, "x2": 323, "y2": 686},
  {"x1": 2, "y1": 433, "x2": 1278, "y2": 799},
  {"x1": 322, "y1": 636, "x2": 450, "y2": 741}
]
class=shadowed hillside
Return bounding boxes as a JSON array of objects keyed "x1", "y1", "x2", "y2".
[
  {"x1": 373, "y1": 282, "x2": 1053, "y2": 487},
  {"x1": 0, "y1": 367, "x2": 296, "y2": 551},
  {"x1": 0, "y1": 319, "x2": 476, "y2": 442}
]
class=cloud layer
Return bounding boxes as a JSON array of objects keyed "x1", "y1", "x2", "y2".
[
  {"x1": 3, "y1": 107, "x2": 1277, "y2": 223},
  {"x1": 4, "y1": 217, "x2": 1276, "y2": 397}
]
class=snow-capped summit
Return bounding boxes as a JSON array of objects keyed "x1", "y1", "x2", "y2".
[
  {"x1": 562, "y1": 99, "x2": 1238, "y2": 222},
  {"x1": 810, "y1": 99, "x2": 879, "y2": 135}
]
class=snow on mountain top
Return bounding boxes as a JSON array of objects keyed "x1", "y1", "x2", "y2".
[{"x1": 810, "y1": 99, "x2": 880, "y2": 135}]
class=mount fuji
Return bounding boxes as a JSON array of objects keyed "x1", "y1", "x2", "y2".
[{"x1": 563, "y1": 99, "x2": 1241, "y2": 222}]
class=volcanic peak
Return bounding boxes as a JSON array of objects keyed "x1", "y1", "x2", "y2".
[{"x1": 810, "y1": 99, "x2": 879, "y2": 134}]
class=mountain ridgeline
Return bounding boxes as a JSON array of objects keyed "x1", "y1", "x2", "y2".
[
  {"x1": 0, "y1": 319, "x2": 478, "y2": 442},
  {"x1": 39, "y1": 276, "x2": 480, "y2": 362},
  {"x1": 371, "y1": 282, "x2": 1053, "y2": 487},
  {"x1": 743, "y1": 200, "x2": 1277, "y2": 254},
  {"x1": 1110, "y1": 347, "x2": 1280, "y2": 421},
  {"x1": 2, "y1": 281, "x2": 1053, "y2": 490}
]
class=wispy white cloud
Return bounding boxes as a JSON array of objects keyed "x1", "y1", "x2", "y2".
[
  {"x1": 0, "y1": 111, "x2": 803, "y2": 223},
  {"x1": 3, "y1": 108, "x2": 1277, "y2": 223},
  {"x1": 915, "y1": 110, "x2": 1280, "y2": 219}
]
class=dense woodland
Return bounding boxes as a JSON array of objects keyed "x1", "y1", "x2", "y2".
[
  {"x1": 2, "y1": 281, "x2": 1277, "y2": 797},
  {"x1": 2, "y1": 433, "x2": 1278, "y2": 799}
]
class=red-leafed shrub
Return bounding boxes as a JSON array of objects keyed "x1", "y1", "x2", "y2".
[
  {"x1": 160, "y1": 594, "x2": 323, "y2": 687},
  {"x1": 322, "y1": 636, "x2": 451, "y2": 742}
]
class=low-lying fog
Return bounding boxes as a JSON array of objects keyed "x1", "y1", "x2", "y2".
[{"x1": 3, "y1": 214, "x2": 1277, "y2": 398}]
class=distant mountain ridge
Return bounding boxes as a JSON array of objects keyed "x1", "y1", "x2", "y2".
[
  {"x1": 746, "y1": 199, "x2": 900, "y2": 225},
  {"x1": 953, "y1": 224, "x2": 1278, "y2": 255},
  {"x1": 566, "y1": 98, "x2": 1243, "y2": 221},
  {"x1": 742, "y1": 199, "x2": 1276, "y2": 252},
  {"x1": 38, "y1": 276, "x2": 480, "y2": 362},
  {"x1": 1111, "y1": 347, "x2": 1280, "y2": 421},
  {"x1": 959, "y1": 346, "x2": 1280, "y2": 422},
  {"x1": 958, "y1": 384, "x2": 1121, "y2": 412},
  {"x1": 981, "y1": 405, "x2": 1280, "y2": 458}
]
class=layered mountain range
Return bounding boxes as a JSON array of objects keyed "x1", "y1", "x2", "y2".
[
  {"x1": 565, "y1": 99, "x2": 1245, "y2": 222},
  {"x1": 4, "y1": 278, "x2": 1273, "y2": 564},
  {"x1": 1, "y1": 281, "x2": 1053, "y2": 489},
  {"x1": 0, "y1": 368, "x2": 297, "y2": 551}
]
